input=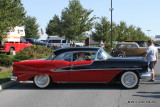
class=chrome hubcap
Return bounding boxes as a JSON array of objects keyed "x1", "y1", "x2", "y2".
[
  {"x1": 36, "y1": 75, "x2": 48, "y2": 85},
  {"x1": 123, "y1": 74, "x2": 135, "y2": 86}
]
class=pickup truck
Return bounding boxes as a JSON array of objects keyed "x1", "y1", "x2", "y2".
[{"x1": 0, "y1": 26, "x2": 32, "y2": 55}]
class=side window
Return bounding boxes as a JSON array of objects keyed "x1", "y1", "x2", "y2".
[
  {"x1": 117, "y1": 44, "x2": 126, "y2": 48},
  {"x1": 73, "y1": 51, "x2": 96, "y2": 62},
  {"x1": 128, "y1": 44, "x2": 138, "y2": 48},
  {"x1": 62, "y1": 40, "x2": 66, "y2": 43},
  {"x1": 63, "y1": 53, "x2": 72, "y2": 62},
  {"x1": 54, "y1": 53, "x2": 72, "y2": 62}
]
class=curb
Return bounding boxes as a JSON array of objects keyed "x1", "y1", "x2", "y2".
[{"x1": 0, "y1": 81, "x2": 19, "y2": 90}]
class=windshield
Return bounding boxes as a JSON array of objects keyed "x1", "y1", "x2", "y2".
[{"x1": 96, "y1": 49, "x2": 111, "y2": 61}]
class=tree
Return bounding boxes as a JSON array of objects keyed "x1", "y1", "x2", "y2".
[
  {"x1": 0, "y1": 0, "x2": 25, "y2": 41},
  {"x1": 23, "y1": 16, "x2": 40, "y2": 39},
  {"x1": 46, "y1": 15, "x2": 61, "y2": 36},
  {"x1": 115, "y1": 21, "x2": 128, "y2": 41},
  {"x1": 92, "y1": 17, "x2": 110, "y2": 43},
  {"x1": 46, "y1": 0, "x2": 95, "y2": 41}
]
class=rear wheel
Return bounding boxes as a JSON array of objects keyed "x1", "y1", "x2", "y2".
[
  {"x1": 34, "y1": 75, "x2": 51, "y2": 88},
  {"x1": 120, "y1": 71, "x2": 139, "y2": 89}
]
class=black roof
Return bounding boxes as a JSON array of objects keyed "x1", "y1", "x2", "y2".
[{"x1": 53, "y1": 47, "x2": 101, "y2": 55}]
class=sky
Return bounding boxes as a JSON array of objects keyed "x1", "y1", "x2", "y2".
[{"x1": 21, "y1": 0, "x2": 160, "y2": 40}]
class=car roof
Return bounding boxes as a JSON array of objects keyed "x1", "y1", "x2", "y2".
[
  {"x1": 53, "y1": 47, "x2": 101, "y2": 55},
  {"x1": 117, "y1": 42, "x2": 137, "y2": 45}
]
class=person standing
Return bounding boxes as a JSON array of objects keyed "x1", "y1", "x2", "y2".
[{"x1": 144, "y1": 40, "x2": 158, "y2": 82}]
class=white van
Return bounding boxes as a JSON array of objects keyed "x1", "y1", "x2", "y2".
[{"x1": 48, "y1": 36, "x2": 70, "y2": 48}]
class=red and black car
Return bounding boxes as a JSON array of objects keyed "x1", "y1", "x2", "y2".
[{"x1": 11, "y1": 47, "x2": 151, "y2": 89}]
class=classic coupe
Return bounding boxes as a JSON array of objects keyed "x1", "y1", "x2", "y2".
[{"x1": 11, "y1": 47, "x2": 151, "y2": 89}]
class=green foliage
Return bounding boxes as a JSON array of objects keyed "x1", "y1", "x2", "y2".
[
  {"x1": 46, "y1": 0, "x2": 95, "y2": 41},
  {"x1": 104, "y1": 43, "x2": 116, "y2": 53},
  {"x1": 46, "y1": 15, "x2": 61, "y2": 36},
  {"x1": 0, "y1": 54, "x2": 13, "y2": 67},
  {"x1": 0, "y1": 0, "x2": 26, "y2": 41},
  {"x1": 24, "y1": 16, "x2": 40, "y2": 39},
  {"x1": 92, "y1": 19, "x2": 150, "y2": 42},
  {"x1": 0, "y1": 46, "x2": 54, "y2": 67},
  {"x1": 0, "y1": 70, "x2": 12, "y2": 84},
  {"x1": 92, "y1": 17, "x2": 110, "y2": 43},
  {"x1": 14, "y1": 45, "x2": 54, "y2": 62}
]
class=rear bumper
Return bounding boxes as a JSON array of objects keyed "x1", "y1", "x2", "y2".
[
  {"x1": 140, "y1": 72, "x2": 152, "y2": 81},
  {"x1": 10, "y1": 76, "x2": 17, "y2": 81}
]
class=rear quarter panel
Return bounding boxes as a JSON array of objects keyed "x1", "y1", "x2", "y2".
[{"x1": 13, "y1": 60, "x2": 70, "y2": 81}]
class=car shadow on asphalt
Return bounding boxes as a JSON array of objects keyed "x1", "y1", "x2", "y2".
[
  {"x1": 133, "y1": 91, "x2": 160, "y2": 99},
  {"x1": 6, "y1": 82, "x2": 133, "y2": 90}
]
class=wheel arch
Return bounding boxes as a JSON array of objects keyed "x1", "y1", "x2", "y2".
[{"x1": 110, "y1": 70, "x2": 140, "y2": 83}]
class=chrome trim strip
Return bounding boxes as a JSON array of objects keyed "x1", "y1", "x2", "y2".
[{"x1": 55, "y1": 68, "x2": 143, "y2": 72}]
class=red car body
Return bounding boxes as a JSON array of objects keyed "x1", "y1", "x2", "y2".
[{"x1": 13, "y1": 59, "x2": 122, "y2": 82}]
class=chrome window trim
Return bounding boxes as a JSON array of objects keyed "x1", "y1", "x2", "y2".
[{"x1": 54, "y1": 50, "x2": 97, "y2": 62}]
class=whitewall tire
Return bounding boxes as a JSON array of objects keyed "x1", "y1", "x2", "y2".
[
  {"x1": 120, "y1": 71, "x2": 139, "y2": 89},
  {"x1": 34, "y1": 75, "x2": 51, "y2": 88}
]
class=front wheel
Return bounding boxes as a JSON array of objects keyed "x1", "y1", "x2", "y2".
[
  {"x1": 34, "y1": 75, "x2": 51, "y2": 88},
  {"x1": 120, "y1": 71, "x2": 139, "y2": 89}
]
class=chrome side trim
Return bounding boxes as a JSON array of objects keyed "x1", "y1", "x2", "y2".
[
  {"x1": 10, "y1": 76, "x2": 17, "y2": 81},
  {"x1": 55, "y1": 68, "x2": 142, "y2": 72}
]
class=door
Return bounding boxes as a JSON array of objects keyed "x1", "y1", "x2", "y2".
[
  {"x1": 69, "y1": 51, "x2": 103, "y2": 82},
  {"x1": 125, "y1": 44, "x2": 139, "y2": 56}
]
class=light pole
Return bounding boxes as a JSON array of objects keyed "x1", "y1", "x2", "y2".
[{"x1": 109, "y1": 0, "x2": 114, "y2": 51}]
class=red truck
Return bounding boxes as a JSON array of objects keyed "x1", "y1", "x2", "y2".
[{"x1": 0, "y1": 26, "x2": 32, "y2": 55}]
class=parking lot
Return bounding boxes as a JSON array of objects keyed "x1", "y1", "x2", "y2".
[{"x1": 0, "y1": 57, "x2": 160, "y2": 107}]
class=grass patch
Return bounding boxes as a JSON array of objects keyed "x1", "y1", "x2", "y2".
[{"x1": 0, "y1": 71, "x2": 12, "y2": 84}]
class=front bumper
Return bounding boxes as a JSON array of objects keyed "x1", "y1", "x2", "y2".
[
  {"x1": 10, "y1": 76, "x2": 17, "y2": 81},
  {"x1": 140, "y1": 72, "x2": 152, "y2": 81}
]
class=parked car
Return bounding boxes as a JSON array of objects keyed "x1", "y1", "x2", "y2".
[
  {"x1": 48, "y1": 36, "x2": 70, "y2": 48},
  {"x1": 74, "y1": 41, "x2": 85, "y2": 47},
  {"x1": 10, "y1": 47, "x2": 151, "y2": 89},
  {"x1": 26, "y1": 38, "x2": 49, "y2": 47},
  {"x1": 111, "y1": 42, "x2": 147, "y2": 57}
]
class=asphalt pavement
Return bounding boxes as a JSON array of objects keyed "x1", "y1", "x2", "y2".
[{"x1": 0, "y1": 58, "x2": 160, "y2": 107}]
